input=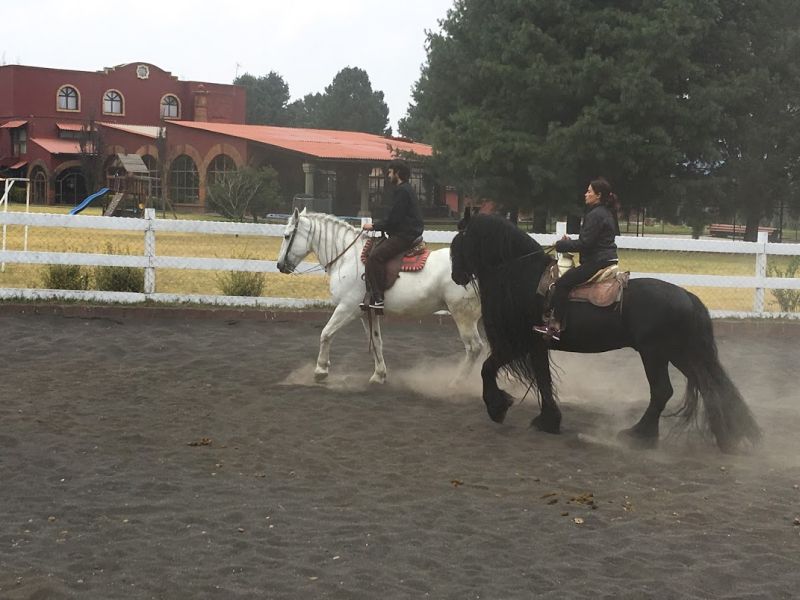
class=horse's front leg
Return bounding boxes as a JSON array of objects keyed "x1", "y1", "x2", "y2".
[
  {"x1": 528, "y1": 341, "x2": 561, "y2": 434},
  {"x1": 480, "y1": 353, "x2": 514, "y2": 423},
  {"x1": 360, "y1": 313, "x2": 386, "y2": 384},
  {"x1": 315, "y1": 303, "x2": 360, "y2": 382}
]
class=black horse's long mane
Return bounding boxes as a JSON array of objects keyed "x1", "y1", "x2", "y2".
[{"x1": 453, "y1": 214, "x2": 552, "y2": 387}]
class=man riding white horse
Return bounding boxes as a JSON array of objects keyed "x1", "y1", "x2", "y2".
[{"x1": 361, "y1": 159, "x2": 424, "y2": 312}]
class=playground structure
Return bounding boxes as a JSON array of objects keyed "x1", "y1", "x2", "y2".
[
  {"x1": 69, "y1": 154, "x2": 161, "y2": 217},
  {"x1": 1, "y1": 177, "x2": 30, "y2": 271},
  {"x1": 104, "y1": 153, "x2": 161, "y2": 217}
]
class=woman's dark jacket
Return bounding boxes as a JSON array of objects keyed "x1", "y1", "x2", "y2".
[
  {"x1": 373, "y1": 182, "x2": 424, "y2": 239},
  {"x1": 555, "y1": 203, "x2": 619, "y2": 264}
]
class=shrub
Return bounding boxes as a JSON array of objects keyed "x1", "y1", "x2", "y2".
[
  {"x1": 40, "y1": 264, "x2": 90, "y2": 290},
  {"x1": 94, "y1": 243, "x2": 145, "y2": 292},
  {"x1": 216, "y1": 270, "x2": 265, "y2": 297},
  {"x1": 769, "y1": 256, "x2": 800, "y2": 312}
]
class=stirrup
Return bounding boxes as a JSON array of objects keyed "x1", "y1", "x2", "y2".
[{"x1": 533, "y1": 324, "x2": 561, "y2": 342}]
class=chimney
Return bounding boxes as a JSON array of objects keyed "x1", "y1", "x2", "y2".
[{"x1": 193, "y1": 84, "x2": 209, "y2": 122}]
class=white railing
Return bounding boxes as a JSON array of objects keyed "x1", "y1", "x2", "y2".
[{"x1": 0, "y1": 210, "x2": 798, "y2": 318}]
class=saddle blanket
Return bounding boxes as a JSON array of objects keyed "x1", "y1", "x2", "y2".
[{"x1": 361, "y1": 238, "x2": 431, "y2": 272}]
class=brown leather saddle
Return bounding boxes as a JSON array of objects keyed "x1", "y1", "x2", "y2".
[
  {"x1": 537, "y1": 257, "x2": 630, "y2": 308},
  {"x1": 361, "y1": 236, "x2": 431, "y2": 291}
]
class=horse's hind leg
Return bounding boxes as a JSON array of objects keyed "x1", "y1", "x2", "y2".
[
  {"x1": 618, "y1": 351, "x2": 673, "y2": 449},
  {"x1": 360, "y1": 314, "x2": 387, "y2": 384},
  {"x1": 315, "y1": 303, "x2": 359, "y2": 382},
  {"x1": 448, "y1": 303, "x2": 485, "y2": 386}
]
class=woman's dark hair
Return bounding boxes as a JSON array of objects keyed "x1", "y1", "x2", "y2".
[
  {"x1": 388, "y1": 159, "x2": 411, "y2": 182},
  {"x1": 590, "y1": 177, "x2": 620, "y2": 212}
]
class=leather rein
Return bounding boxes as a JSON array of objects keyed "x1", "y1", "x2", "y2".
[{"x1": 284, "y1": 216, "x2": 364, "y2": 274}]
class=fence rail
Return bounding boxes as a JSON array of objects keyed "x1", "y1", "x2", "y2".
[{"x1": 0, "y1": 209, "x2": 798, "y2": 318}]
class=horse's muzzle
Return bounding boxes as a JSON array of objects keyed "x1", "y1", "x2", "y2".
[
  {"x1": 451, "y1": 272, "x2": 471, "y2": 286},
  {"x1": 277, "y1": 261, "x2": 293, "y2": 274}
]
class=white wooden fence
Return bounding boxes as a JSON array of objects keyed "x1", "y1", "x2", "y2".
[{"x1": 0, "y1": 209, "x2": 799, "y2": 319}]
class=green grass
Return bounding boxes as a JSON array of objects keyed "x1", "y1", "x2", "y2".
[{"x1": 2, "y1": 202, "x2": 796, "y2": 311}]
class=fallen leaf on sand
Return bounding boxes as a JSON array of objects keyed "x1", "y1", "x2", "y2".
[
  {"x1": 573, "y1": 517, "x2": 585, "y2": 525},
  {"x1": 188, "y1": 438, "x2": 213, "y2": 447},
  {"x1": 793, "y1": 517, "x2": 800, "y2": 526},
  {"x1": 569, "y1": 492, "x2": 596, "y2": 508},
  {"x1": 451, "y1": 479, "x2": 463, "y2": 487}
]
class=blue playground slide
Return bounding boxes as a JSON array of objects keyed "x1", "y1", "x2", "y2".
[{"x1": 69, "y1": 187, "x2": 111, "y2": 215}]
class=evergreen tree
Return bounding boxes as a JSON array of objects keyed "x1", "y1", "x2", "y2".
[
  {"x1": 404, "y1": 0, "x2": 800, "y2": 228},
  {"x1": 234, "y1": 71, "x2": 292, "y2": 126}
]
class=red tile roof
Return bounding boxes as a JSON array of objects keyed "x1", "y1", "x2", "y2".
[
  {"x1": 56, "y1": 122, "x2": 83, "y2": 131},
  {"x1": 170, "y1": 121, "x2": 432, "y2": 161},
  {"x1": 1, "y1": 120, "x2": 28, "y2": 128},
  {"x1": 31, "y1": 138, "x2": 83, "y2": 154}
]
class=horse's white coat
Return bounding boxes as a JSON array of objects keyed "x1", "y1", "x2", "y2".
[{"x1": 276, "y1": 209, "x2": 484, "y2": 384}]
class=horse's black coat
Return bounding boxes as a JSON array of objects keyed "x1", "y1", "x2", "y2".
[{"x1": 450, "y1": 211, "x2": 761, "y2": 452}]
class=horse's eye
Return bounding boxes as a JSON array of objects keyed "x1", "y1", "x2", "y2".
[{"x1": 284, "y1": 234, "x2": 290, "y2": 240}]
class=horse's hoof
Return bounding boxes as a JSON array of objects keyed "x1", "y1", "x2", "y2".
[
  {"x1": 617, "y1": 428, "x2": 658, "y2": 450},
  {"x1": 369, "y1": 374, "x2": 386, "y2": 385},
  {"x1": 485, "y1": 392, "x2": 513, "y2": 423},
  {"x1": 531, "y1": 412, "x2": 561, "y2": 434},
  {"x1": 314, "y1": 371, "x2": 329, "y2": 382}
]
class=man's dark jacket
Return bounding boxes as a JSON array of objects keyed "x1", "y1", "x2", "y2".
[
  {"x1": 373, "y1": 181, "x2": 424, "y2": 239},
  {"x1": 555, "y1": 203, "x2": 619, "y2": 264}
]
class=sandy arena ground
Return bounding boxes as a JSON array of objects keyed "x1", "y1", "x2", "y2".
[{"x1": 0, "y1": 306, "x2": 798, "y2": 599}]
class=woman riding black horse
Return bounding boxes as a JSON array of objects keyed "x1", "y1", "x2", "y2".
[
  {"x1": 534, "y1": 177, "x2": 620, "y2": 341},
  {"x1": 450, "y1": 208, "x2": 760, "y2": 453}
]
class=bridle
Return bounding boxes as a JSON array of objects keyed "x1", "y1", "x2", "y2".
[{"x1": 282, "y1": 214, "x2": 365, "y2": 274}]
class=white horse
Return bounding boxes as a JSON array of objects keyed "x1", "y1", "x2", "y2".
[{"x1": 276, "y1": 208, "x2": 484, "y2": 384}]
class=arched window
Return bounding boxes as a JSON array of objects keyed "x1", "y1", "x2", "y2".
[
  {"x1": 206, "y1": 154, "x2": 236, "y2": 186},
  {"x1": 103, "y1": 90, "x2": 124, "y2": 115},
  {"x1": 57, "y1": 85, "x2": 79, "y2": 111},
  {"x1": 31, "y1": 168, "x2": 48, "y2": 204},
  {"x1": 160, "y1": 95, "x2": 180, "y2": 119},
  {"x1": 169, "y1": 154, "x2": 198, "y2": 203}
]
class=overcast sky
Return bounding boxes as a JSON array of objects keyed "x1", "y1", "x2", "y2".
[{"x1": 2, "y1": 0, "x2": 453, "y2": 132}]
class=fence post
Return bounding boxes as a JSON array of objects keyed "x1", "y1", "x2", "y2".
[
  {"x1": 753, "y1": 230, "x2": 768, "y2": 314},
  {"x1": 144, "y1": 208, "x2": 156, "y2": 295}
]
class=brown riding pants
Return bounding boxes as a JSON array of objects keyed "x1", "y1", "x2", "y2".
[{"x1": 365, "y1": 234, "x2": 416, "y2": 297}]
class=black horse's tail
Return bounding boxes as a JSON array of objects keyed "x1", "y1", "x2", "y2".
[{"x1": 673, "y1": 293, "x2": 762, "y2": 452}]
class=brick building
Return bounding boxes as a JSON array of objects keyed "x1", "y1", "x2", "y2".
[{"x1": 0, "y1": 62, "x2": 436, "y2": 217}]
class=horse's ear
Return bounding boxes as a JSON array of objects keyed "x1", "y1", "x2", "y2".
[
  {"x1": 300, "y1": 207, "x2": 307, "y2": 215},
  {"x1": 292, "y1": 207, "x2": 300, "y2": 220},
  {"x1": 462, "y1": 206, "x2": 471, "y2": 222}
]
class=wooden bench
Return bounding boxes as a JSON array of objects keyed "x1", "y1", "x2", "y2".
[{"x1": 708, "y1": 223, "x2": 778, "y2": 241}]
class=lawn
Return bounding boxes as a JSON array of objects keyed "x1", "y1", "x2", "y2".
[{"x1": 0, "y1": 203, "x2": 795, "y2": 311}]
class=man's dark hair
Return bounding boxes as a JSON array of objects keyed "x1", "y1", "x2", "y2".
[{"x1": 388, "y1": 159, "x2": 411, "y2": 182}]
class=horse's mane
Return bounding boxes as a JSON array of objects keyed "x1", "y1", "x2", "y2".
[
  {"x1": 296, "y1": 211, "x2": 363, "y2": 268},
  {"x1": 303, "y1": 211, "x2": 360, "y2": 233},
  {"x1": 461, "y1": 214, "x2": 551, "y2": 387}
]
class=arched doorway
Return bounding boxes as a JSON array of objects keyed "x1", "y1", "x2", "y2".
[{"x1": 55, "y1": 168, "x2": 87, "y2": 205}]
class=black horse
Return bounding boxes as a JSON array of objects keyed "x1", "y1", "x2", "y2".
[{"x1": 449, "y1": 210, "x2": 761, "y2": 453}]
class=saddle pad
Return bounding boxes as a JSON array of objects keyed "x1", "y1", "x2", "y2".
[{"x1": 361, "y1": 238, "x2": 431, "y2": 271}]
